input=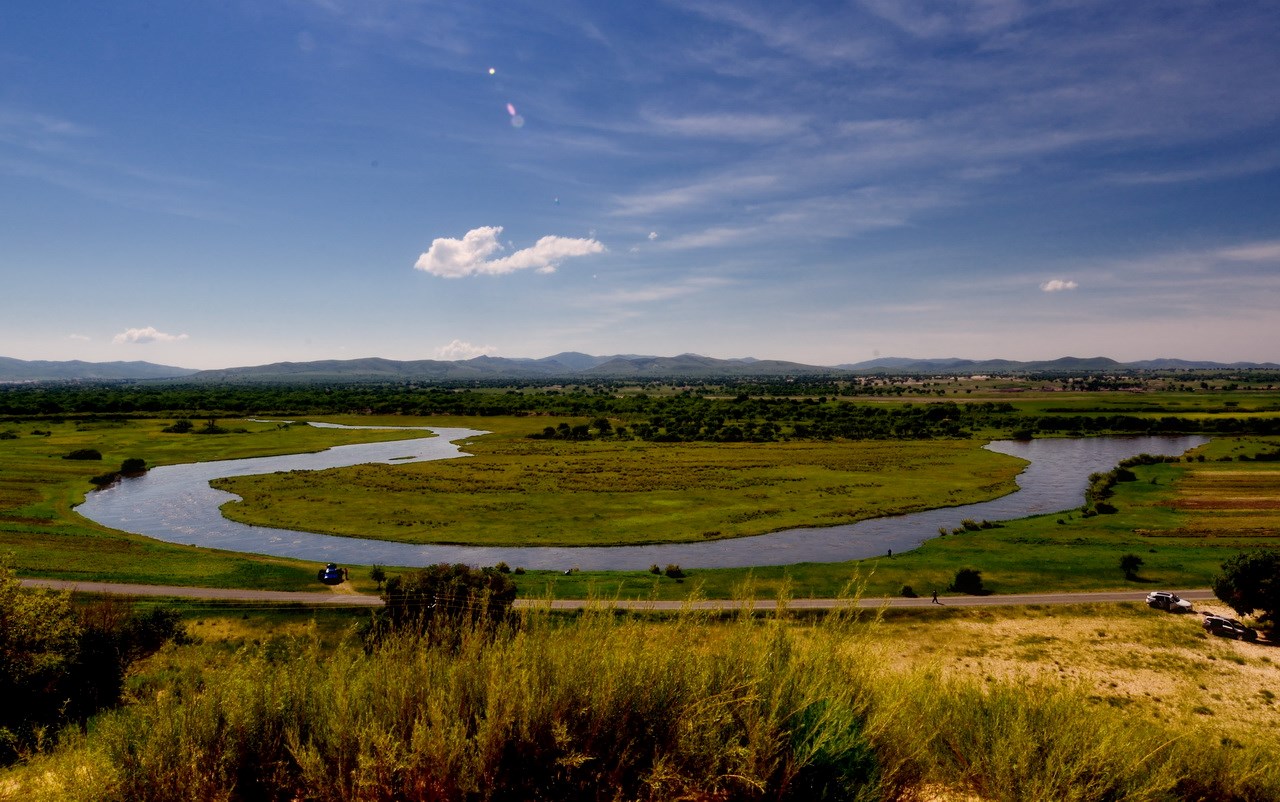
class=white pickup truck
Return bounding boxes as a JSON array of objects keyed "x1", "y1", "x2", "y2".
[{"x1": 1146, "y1": 591, "x2": 1194, "y2": 612}]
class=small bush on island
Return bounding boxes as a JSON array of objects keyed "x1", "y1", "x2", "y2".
[
  {"x1": 195, "y1": 418, "x2": 229, "y2": 435},
  {"x1": 1120, "y1": 553, "x2": 1145, "y2": 581},
  {"x1": 86, "y1": 457, "x2": 147, "y2": 487},
  {"x1": 949, "y1": 567, "x2": 986, "y2": 595}
]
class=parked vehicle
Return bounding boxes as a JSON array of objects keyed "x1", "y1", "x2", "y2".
[
  {"x1": 317, "y1": 563, "x2": 346, "y2": 585},
  {"x1": 1146, "y1": 591, "x2": 1193, "y2": 612},
  {"x1": 1202, "y1": 614, "x2": 1258, "y2": 641}
]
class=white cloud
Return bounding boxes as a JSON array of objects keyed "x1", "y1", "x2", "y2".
[
  {"x1": 643, "y1": 111, "x2": 807, "y2": 140},
  {"x1": 611, "y1": 174, "x2": 778, "y2": 217},
  {"x1": 648, "y1": 231, "x2": 658, "y2": 240},
  {"x1": 1216, "y1": 241, "x2": 1280, "y2": 262},
  {"x1": 662, "y1": 226, "x2": 752, "y2": 250},
  {"x1": 112, "y1": 326, "x2": 189, "y2": 344},
  {"x1": 434, "y1": 339, "x2": 497, "y2": 359},
  {"x1": 600, "y1": 276, "x2": 732, "y2": 304},
  {"x1": 1040, "y1": 279, "x2": 1078, "y2": 292},
  {"x1": 414, "y1": 226, "x2": 605, "y2": 278}
]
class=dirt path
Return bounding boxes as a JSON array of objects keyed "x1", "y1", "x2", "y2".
[{"x1": 19, "y1": 578, "x2": 1215, "y2": 611}]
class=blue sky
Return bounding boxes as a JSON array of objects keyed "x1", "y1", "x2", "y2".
[{"x1": 3, "y1": 1, "x2": 1279, "y2": 369}]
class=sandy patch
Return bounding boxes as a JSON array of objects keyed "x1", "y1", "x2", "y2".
[{"x1": 870, "y1": 603, "x2": 1280, "y2": 742}]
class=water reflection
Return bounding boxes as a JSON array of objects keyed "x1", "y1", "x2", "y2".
[{"x1": 77, "y1": 428, "x2": 1207, "y2": 571}]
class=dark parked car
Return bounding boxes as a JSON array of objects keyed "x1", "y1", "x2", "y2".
[
  {"x1": 1202, "y1": 614, "x2": 1258, "y2": 641},
  {"x1": 317, "y1": 563, "x2": 346, "y2": 585}
]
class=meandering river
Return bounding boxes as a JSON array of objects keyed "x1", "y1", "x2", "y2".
[{"x1": 76, "y1": 426, "x2": 1207, "y2": 570}]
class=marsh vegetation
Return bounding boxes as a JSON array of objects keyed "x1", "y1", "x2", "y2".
[{"x1": 212, "y1": 428, "x2": 1020, "y2": 547}]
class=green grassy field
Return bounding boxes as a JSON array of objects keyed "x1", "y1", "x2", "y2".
[
  {"x1": 212, "y1": 416, "x2": 1021, "y2": 547},
  {"x1": 506, "y1": 436, "x2": 1280, "y2": 601},
  {"x1": 0, "y1": 417, "x2": 426, "y2": 589},
  {"x1": 2, "y1": 411, "x2": 1277, "y2": 601}
]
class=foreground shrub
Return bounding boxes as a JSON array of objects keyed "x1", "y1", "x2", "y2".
[
  {"x1": 0, "y1": 561, "x2": 185, "y2": 764},
  {"x1": 6, "y1": 602, "x2": 1279, "y2": 801},
  {"x1": 372, "y1": 563, "x2": 517, "y2": 645},
  {"x1": 33, "y1": 607, "x2": 883, "y2": 801}
]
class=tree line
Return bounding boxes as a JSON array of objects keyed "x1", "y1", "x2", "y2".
[{"x1": 4, "y1": 382, "x2": 1280, "y2": 443}]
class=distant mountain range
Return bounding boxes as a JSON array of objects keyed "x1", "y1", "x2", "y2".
[
  {"x1": 1, "y1": 353, "x2": 1276, "y2": 383},
  {"x1": 0, "y1": 357, "x2": 200, "y2": 382}
]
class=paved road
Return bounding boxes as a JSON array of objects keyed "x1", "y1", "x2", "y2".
[{"x1": 19, "y1": 578, "x2": 1216, "y2": 611}]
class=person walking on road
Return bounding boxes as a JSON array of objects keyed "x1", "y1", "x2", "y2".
[{"x1": 931, "y1": 589, "x2": 940, "y2": 604}]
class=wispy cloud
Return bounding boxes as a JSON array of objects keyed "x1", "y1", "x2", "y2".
[
  {"x1": 1104, "y1": 150, "x2": 1280, "y2": 186},
  {"x1": 642, "y1": 110, "x2": 808, "y2": 140},
  {"x1": 112, "y1": 326, "x2": 189, "y2": 345},
  {"x1": 414, "y1": 226, "x2": 605, "y2": 278},
  {"x1": 611, "y1": 174, "x2": 778, "y2": 218},
  {"x1": 0, "y1": 103, "x2": 222, "y2": 219},
  {"x1": 858, "y1": 0, "x2": 1029, "y2": 39},
  {"x1": 1216, "y1": 241, "x2": 1280, "y2": 262},
  {"x1": 0, "y1": 108, "x2": 93, "y2": 148},
  {"x1": 598, "y1": 276, "x2": 732, "y2": 305}
]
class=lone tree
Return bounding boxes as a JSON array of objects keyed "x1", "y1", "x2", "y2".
[
  {"x1": 1213, "y1": 549, "x2": 1280, "y2": 624},
  {"x1": 949, "y1": 568, "x2": 986, "y2": 595},
  {"x1": 1120, "y1": 553, "x2": 1145, "y2": 581}
]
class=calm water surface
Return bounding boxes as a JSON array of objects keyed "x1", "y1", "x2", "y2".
[{"x1": 76, "y1": 426, "x2": 1208, "y2": 571}]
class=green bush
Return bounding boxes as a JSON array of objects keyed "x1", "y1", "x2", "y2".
[
  {"x1": 377, "y1": 563, "x2": 517, "y2": 638},
  {"x1": 1120, "y1": 553, "x2": 1145, "y2": 581},
  {"x1": 1214, "y1": 549, "x2": 1280, "y2": 623},
  {"x1": 63, "y1": 448, "x2": 102, "y2": 460},
  {"x1": 0, "y1": 560, "x2": 185, "y2": 764},
  {"x1": 949, "y1": 568, "x2": 986, "y2": 595}
]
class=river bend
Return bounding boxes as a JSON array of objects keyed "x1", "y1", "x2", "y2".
[{"x1": 76, "y1": 427, "x2": 1207, "y2": 571}]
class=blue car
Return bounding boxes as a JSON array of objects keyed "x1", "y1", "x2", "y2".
[{"x1": 317, "y1": 563, "x2": 346, "y2": 585}]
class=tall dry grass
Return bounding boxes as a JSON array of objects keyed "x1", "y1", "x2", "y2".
[{"x1": 3, "y1": 597, "x2": 1278, "y2": 801}]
